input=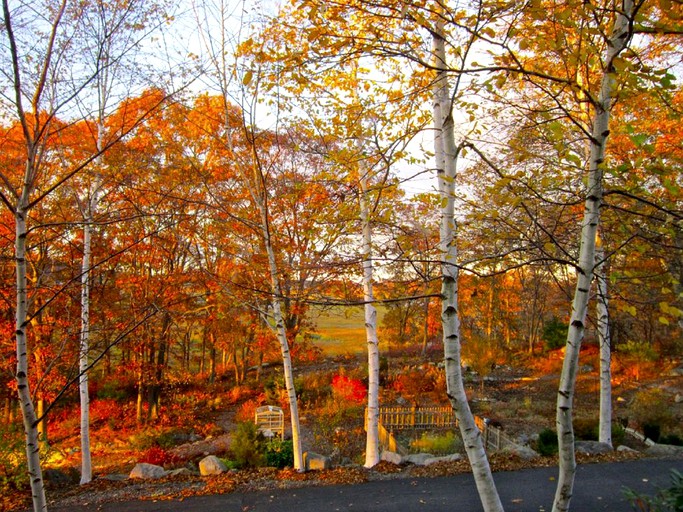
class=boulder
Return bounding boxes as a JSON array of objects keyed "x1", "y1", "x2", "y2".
[
  {"x1": 423, "y1": 453, "x2": 462, "y2": 465},
  {"x1": 502, "y1": 444, "x2": 540, "y2": 460},
  {"x1": 575, "y1": 441, "x2": 613, "y2": 455},
  {"x1": 44, "y1": 468, "x2": 73, "y2": 488},
  {"x1": 303, "y1": 451, "x2": 331, "y2": 471},
  {"x1": 645, "y1": 444, "x2": 683, "y2": 457},
  {"x1": 380, "y1": 450, "x2": 403, "y2": 465},
  {"x1": 403, "y1": 453, "x2": 433, "y2": 466},
  {"x1": 617, "y1": 445, "x2": 639, "y2": 454},
  {"x1": 199, "y1": 455, "x2": 227, "y2": 476},
  {"x1": 129, "y1": 463, "x2": 167, "y2": 480}
]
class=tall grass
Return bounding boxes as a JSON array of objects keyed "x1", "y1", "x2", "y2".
[{"x1": 310, "y1": 305, "x2": 386, "y2": 356}]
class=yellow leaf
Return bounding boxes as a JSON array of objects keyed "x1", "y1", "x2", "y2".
[{"x1": 243, "y1": 70, "x2": 253, "y2": 86}]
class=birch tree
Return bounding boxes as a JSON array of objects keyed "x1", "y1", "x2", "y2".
[
  {"x1": 74, "y1": 0, "x2": 166, "y2": 483},
  {"x1": 552, "y1": 2, "x2": 636, "y2": 509},
  {"x1": 432, "y1": 13, "x2": 504, "y2": 512}
]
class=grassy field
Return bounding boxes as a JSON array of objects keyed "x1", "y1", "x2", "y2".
[{"x1": 309, "y1": 305, "x2": 386, "y2": 356}]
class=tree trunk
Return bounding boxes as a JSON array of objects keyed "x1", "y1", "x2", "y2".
[
  {"x1": 596, "y1": 233, "x2": 612, "y2": 447},
  {"x1": 432, "y1": 20, "x2": 503, "y2": 512},
  {"x1": 360, "y1": 170, "x2": 380, "y2": 469},
  {"x1": 252, "y1": 156, "x2": 304, "y2": 471},
  {"x1": 15, "y1": 201, "x2": 48, "y2": 512},
  {"x1": 79, "y1": 207, "x2": 96, "y2": 484},
  {"x1": 552, "y1": 3, "x2": 634, "y2": 510}
]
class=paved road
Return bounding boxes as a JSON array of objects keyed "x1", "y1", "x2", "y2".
[{"x1": 52, "y1": 457, "x2": 683, "y2": 512}]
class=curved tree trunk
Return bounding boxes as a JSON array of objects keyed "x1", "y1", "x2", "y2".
[
  {"x1": 432, "y1": 19, "x2": 503, "y2": 512},
  {"x1": 552, "y1": 2, "x2": 634, "y2": 510}
]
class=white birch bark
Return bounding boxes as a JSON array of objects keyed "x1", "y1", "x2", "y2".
[
  {"x1": 79, "y1": 172, "x2": 102, "y2": 484},
  {"x1": 360, "y1": 174, "x2": 380, "y2": 468},
  {"x1": 432, "y1": 21, "x2": 503, "y2": 512},
  {"x1": 552, "y1": 2, "x2": 634, "y2": 510},
  {"x1": 252, "y1": 157, "x2": 304, "y2": 471},
  {"x1": 79, "y1": 216, "x2": 93, "y2": 485},
  {"x1": 16, "y1": 195, "x2": 48, "y2": 512},
  {"x1": 595, "y1": 233, "x2": 612, "y2": 447}
]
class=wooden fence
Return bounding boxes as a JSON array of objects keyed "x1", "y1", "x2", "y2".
[
  {"x1": 378, "y1": 406, "x2": 456, "y2": 430},
  {"x1": 371, "y1": 405, "x2": 516, "y2": 452}
]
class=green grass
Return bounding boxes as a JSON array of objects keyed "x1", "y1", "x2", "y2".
[{"x1": 309, "y1": 305, "x2": 385, "y2": 356}]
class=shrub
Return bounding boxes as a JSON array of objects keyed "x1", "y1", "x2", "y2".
[
  {"x1": 574, "y1": 418, "x2": 626, "y2": 445},
  {"x1": 659, "y1": 434, "x2": 683, "y2": 446},
  {"x1": 629, "y1": 388, "x2": 674, "y2": 435},
  {"x1": 410, "y1": 431, "x2": 461, "y2": 455},
  {"x1": 139, "y1": 446, "x2": 180, "y2": 467},
  {"x1": 0, "y1": 423, "x2": 28, "y2": 495},
  {"x1": 232, "y1": 422, "x2": 265, "y2": 468},
  {"x1": 542, "y1": 317, "x2": 567, "y2": 351},
  {"x1": 264, "y1": 439, "x2": 294, "y2": 469},
  {"x1": 537, "y1": 428, "x2": 558, "y2": 456},
  {"x1": 331, "y1": 374, "x2": 367, "y2": 404}
]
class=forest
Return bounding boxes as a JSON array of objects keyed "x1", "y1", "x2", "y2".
[{"x1": 0, "y1": 1, "x2": 681, "y2": 511}]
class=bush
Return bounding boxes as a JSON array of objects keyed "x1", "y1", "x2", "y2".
[
  {"x1": 542, "y1": 317, "x2": 567, "y2": 351},
  {"x1": 630, "y1": 389, "x2": 674, "y2": 436},
  {"x1": 537, "y1": 428, "x2": 558, "y2": 456},
  {"x1": 659, "y1": 434, "x2": 683, "y2": 446},
  {"x1": 0, "y1": 423, "x2": 28, "y2": 495},
  {"x1": 232, "y1": 422, "x2": 265, "y2": 468},
  {"x1": 264, "y1": 439, "x2": 294, "y2": 469},
  {"x1": 410, "y1": 431, "x2": 461, "y2": 455},
  {"x1": 573, "y1": 418, "x2": 625, "y2": 445},
  {"x1": 138, "y1": 446, "x2": 180, "y2": 467},
  {"x1": 331, "y1": 374, "x2": 367, "y2": 404}
]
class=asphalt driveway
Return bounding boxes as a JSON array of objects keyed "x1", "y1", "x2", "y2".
[{"x1": 51, "y1": 457, "x2": 683, "y2": 512}]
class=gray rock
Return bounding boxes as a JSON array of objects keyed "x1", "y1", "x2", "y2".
[
  {"x1": 575, "y1": 441, "x2": 613, "y2": 455},
  {"x1": 44, "y1": 468, "x2": 73, "y2": 488},
  {"x1": 502, "y1": 444, "x2": 540, "y2": 460},
  {"x1": 381, "y1": 450, "x2": 403, "y2": 465},
  {"x1": 303, "y1": 451, "x2": 331, "y2": 471},
  {"x1": 668, "y1": 365, "x2": 683, "y2": 377},
  {"x1": 646, "y1": 444, "x2": 683, "y2": 457},
  {"x1": 129, "y1": 463, "x2": 167, "y2": 480},
  {"x1": 403, "y1": 453, "x2": 433, "y2": 466},
  {"x1": 199, "y1": 455, "x2": 227, "y2": 476},
  {"x1": 423, "y1": 453, "x2": 462, "y2": 465},
  {"x1": 675, "y1": 393, "x2": 683, "y2": 404},
  {"x1": 617, "y1": 445, "x2": 639, "y2": 454}
]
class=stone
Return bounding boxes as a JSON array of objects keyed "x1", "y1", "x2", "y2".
[
  {"x1": 646, "y1": 444, "x2": 683, "y2": 457},
  {"x1": 380, "y1": 450, "x2": 403, "y2": 465},
  {"x1": 303, "y1": 451, "x2": 331, "y2": 471},
  {"x1": 617, "y1": 445, "x2": 639, "y2": 454},
  {"x1": 423, "y1": 453, "x2": 462, "y2": 465},
  {"x1": 403, "y1": 453, "x2": 433, "y2": 466},
  {"x1": 44, "y1": 468, "x2": 73, "y2": 488},
  {"x1": 129, "y1": 463, "x2": 167, "y2": 480},
  {"x1": 668, "y1": 365, "x2": 683, "y2": 377},
  {"x1": 502, "y1": 444, "x2": 540, "y2": 460},
  {"x1": 575, "y1": 441, "x2": 613, "y2": 455},
  {"x1": 675, "y1": 394, "x2": 683, "y2": 404},
  {"x1": 199, "y1": 455, "x2": 227, "y2": 476}
]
